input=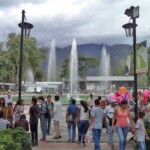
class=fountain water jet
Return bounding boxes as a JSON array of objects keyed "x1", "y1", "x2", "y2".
[
  {"x1": 70, "y1": 39, "x2": 79, "y2": 98},
  {"x1": 100, "y1": 45, "x2": 111, "y2": 89},
  {"x1": 47, "y1": 39, "x2": 57, "y2": 82}
]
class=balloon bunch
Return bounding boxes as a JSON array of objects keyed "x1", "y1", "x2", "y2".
[{"x1": 106, "y1": 86, "x2": 132, "y2": 104}]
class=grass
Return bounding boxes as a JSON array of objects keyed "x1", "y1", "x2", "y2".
[
  {"x1": 11, "y1": 94, "x2": 89, "y2": 104},
  {"x1": 11, "y1": 94, "x2": 106, "y2": 105}
]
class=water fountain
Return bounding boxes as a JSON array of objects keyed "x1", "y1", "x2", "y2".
[
  {"x1": 47, "y1": 39, "x2": 57, "y2": 82},
  {"x1": 99, "y1": 45, "x2": 111, "y2": 89},
  {"x1": 25, "y1": 68, "x2": 35, "y2": 92},
  {"x1": 70, "y1": 39, "x2": 79, "y2": 98}
]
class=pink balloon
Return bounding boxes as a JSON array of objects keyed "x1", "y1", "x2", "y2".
[
  {"x1": 129, "y1": 93, "x2": 132, "y2": 99},
  {"x1": 111, "y1": 94, "x2": 117, "y2": 101},
  {"x1": 115, "y1": 91, "x2": 121, "y2": 96},
  {"x1": 107, "y1": 93, "x2": 114, "y2": 102},
  {"x1": 117, "y1": 96, "x2": 123, "y2": 103},
  {"x1": 143, "y1": 90, "x2": 149, "y2": 98}
]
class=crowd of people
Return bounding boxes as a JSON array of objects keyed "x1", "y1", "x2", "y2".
[{"x1": 0, "y1": 92, "x2": 150, "y2": 150}]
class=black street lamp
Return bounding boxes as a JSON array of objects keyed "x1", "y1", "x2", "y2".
[
  {"x1": 18, "y1": 10, "x2": 33, "y2": 99},
  {"x1": 122, "y1": 6, "x2": 139, "y2": 122}
]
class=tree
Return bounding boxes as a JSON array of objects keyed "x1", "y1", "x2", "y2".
[
  {"x1": 0, "y1": 32, "x2": 46, "y2": 87},
  {"x1": 78, "y1": 56, "x2": 99, "y2": 90},
  {"x1": 59, "y1": 56, "x2": 99, "y2": 90},
  {"x1": 59, "y1": 58, "x2": 69, "y2": 79},
  {"x1": 147, "y1": 47, "x2": 150, "y2": 85}
]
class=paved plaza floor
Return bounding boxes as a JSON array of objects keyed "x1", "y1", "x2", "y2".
[{"x1": 24, "y1": 105, "x2": 136, "y2": 150}]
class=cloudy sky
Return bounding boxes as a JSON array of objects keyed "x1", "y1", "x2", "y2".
[{"x1": 0, "y1": 0, "x2": 150, "y2": 47}]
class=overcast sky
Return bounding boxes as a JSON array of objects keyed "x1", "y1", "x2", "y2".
[{"x1": 0, "y1": 0, "x2": 150, "y2": 47}]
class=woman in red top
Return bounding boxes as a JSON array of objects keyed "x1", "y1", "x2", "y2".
[{"x1": 112, "y1": 100, "x2": 134, "y2": 150}]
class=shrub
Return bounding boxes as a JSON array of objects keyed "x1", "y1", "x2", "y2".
[{"x1": 0, "y1": 128, "x2": 31, "y2": 150}]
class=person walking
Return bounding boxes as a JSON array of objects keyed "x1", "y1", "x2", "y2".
[
  {"x1": 29, "y1": 96, "x2": 40, "y2": 146},
  {"x1": 46, "y1": 95, "x2": 54, "y2": 135},
  {"x1": 87, "y1": 93, "x2": 94, "y2": 109},
  {"x1": 38, "y1": 96, "x2": 47, "y2": 143},
  {"x1": 76, "y1": 100, "x2": 90, "y2": 146},
  {"x1": 134, "y1": 112, "x2": 150, "y2": 150},
  {"x1": 53, "y1": 95, "x2": 62, "y2": 139},
  {"x1": 112, "y1": 100, "x2": 135, "y2": 150},
  {"x1": 104, "y1": 100, "x2": 117, "y2": 149},
  {"x1": 89, "y1": 99, "x2": 104, "y2": 150},
  {"x1": 66, "y1": 99, "x2": 78, "y2": 142}
]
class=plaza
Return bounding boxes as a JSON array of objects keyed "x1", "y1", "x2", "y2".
[{"x1": 22, "y1": 105, "x2": 134, "y2": 150}]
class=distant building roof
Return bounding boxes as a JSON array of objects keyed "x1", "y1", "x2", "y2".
[{"x1": 86, "y1": 76, "x2": 134, "y2": 81}]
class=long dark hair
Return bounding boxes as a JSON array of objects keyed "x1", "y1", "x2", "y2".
[
  {"x1": 80, "y1": 100, "x2": 88, "y2": 113},
  {"x1": 0, "y1": 98, "x2": 5, "y2": 107},
  {"x1": 14, "y1": 99, "x2": 23, "y2": 112}
]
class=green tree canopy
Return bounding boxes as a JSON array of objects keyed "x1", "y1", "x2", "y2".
[{"x1": 0, "y1": 32, "x2": 46, "y2": 85}]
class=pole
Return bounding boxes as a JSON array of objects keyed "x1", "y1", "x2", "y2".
[
  {"x1": 18, "y1": 10, "x2": 25, "y2": 100},
  {"x1": 133, "y1": 17, "x2": 138, "y2": 121}
]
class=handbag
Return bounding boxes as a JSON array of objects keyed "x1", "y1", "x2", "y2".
[{"x1": 67, "y1": 114, "x2": 73, "y2": 122}]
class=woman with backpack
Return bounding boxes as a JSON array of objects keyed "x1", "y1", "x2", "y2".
[{"x1": 38, "y1": 96, "x2": 47, "y2": 143}]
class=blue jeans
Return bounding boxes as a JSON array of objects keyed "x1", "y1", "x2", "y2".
[
  {"x1": 40, "y1": 115, "x2": 47, "y2": 140},
  {"x1": 46, "y1": 117, "x2": 51, "y2": 134},
  {"x1": 77, "y1": 120, "x2": 89, "y2": 144},
  {"x1": 116, "y1": 126, "x2": 128, "y2": 150},
  {"x1": 67, "y1": 122, "x2": 76, "y2": 140},
  {"x1": 107, "y1": 124, "x2": 114, "y2": 145},
  {"x1": 92, "y1": 129, "x2": 101, "y2": 150},
  {"x1": 137, "y1": 141, "x2": 146, "y2": 150}
]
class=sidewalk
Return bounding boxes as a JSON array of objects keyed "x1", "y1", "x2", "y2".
[
  {"x1": 24, "y1": 105, "x2": 136, "y2": 150},
  {"x1": 32, "y1": 142, "x2": 135, "y2": 150}
]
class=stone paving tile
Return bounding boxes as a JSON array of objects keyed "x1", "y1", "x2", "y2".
[{"x1": 32, "y1": 142, "x2": 135, "y2": 150}]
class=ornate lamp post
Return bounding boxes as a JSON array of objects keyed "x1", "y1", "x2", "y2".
[
  {"x1": 18, "y1": 10, "x2": 33, "y2": 99},
  {"x1": 122, "y1": 6, "x2": 139, "y2": 121}
]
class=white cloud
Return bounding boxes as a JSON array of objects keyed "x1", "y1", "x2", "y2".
[{"x1": 0, "y1": 0, "x2": 150, "y2": 47}]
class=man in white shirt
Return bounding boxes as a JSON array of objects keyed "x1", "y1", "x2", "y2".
[
  {"x1": 0, "y1": 110, "x2": 10, "y2": 131},
  {"x1": 87, "y1": 93, "x2": 94, "y2": 108},
  {"x1": 5, "y1": 94, "x2": 13, "y2": 104},
  {"x1": 53, "y1": 95, "x2": 62, "y2": 139},
  {"x1": 104, "y1": 100, "x2": 117, "y2": 149}
]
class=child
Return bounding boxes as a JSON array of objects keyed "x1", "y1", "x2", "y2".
[{"x1": 134, "y1": 112, "x2": 150, "y2": 150}]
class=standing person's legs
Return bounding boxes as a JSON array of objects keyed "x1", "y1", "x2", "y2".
[
  {"x1": 54, "y1": 120, "x2": 60, "y2": 138},
  {"x1": 92, "y1": 129, "x2": 101, "y2": 150},
  {"x1": 107, "y1": 124, "x2": 114, "y2": 146},
  {"x1": 35, "y1": 123, "x2": 38, "y2": 145},
  {"x1": 30, "y1": 124, "x2": 35, "y2": 144},
  {"x1": 67, "y1": 122, "x2": 72, "y2": 140},
  {"x1": 57, "y1": 121, "x2": 61, "y2": 137},
  {"x1": 137, "y1": 141, "x2": 146, "y2": 150},
  {"x1": 77, "y1": 121, "x2": 83, "y2": 143},
  {"x1": 122, "y1": 127, "x2": 128, "y2": 149},
  {"x1": 40, "y1": 115, "x2": 47, "y2": 141},
  {"x1": 116, "y1": 126, "x2": 125, "y2": 150},
  {"x1": 72, "y1": 123, "x2": 76, "y2": 142},
  {"x1": 82, "y1": 121, "x2": 89, "y2": 145},
  {"x1": 47, "y1": 118, "x2": 51, "y2": 134}
]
